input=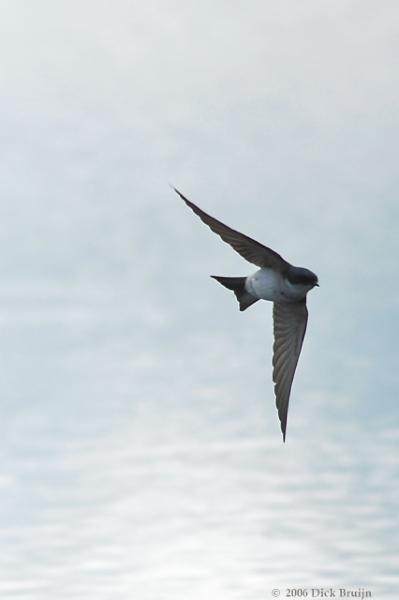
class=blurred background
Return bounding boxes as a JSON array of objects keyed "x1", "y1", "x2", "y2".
[{"x1": 0, "y1": 1, "x2": 398, "y2": 598}]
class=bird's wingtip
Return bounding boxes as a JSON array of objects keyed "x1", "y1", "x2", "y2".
[
  {"x1": 169, "y1": 184, "x2": 183, "y2": 196},
  {"x1": 170, "y1": 185, "x2": 192, "y2": 207}
]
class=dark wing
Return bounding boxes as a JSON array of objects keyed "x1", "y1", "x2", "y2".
[
  {"x1": 272, "y1": 300, "x2": 308, "y2": 442},
  {"x1": 173, "y1": 187, "x2": 289, "y2": 271}
]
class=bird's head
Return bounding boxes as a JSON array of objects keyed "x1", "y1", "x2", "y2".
[{"x1": 287, "y1": 266, "x2": 319, "y2": 290}]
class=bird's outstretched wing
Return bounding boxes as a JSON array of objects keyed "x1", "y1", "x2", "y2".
[
  {"x1": 272, "y1": 300, "x2": 308, "y2": 441},
  {"x1": 173, "y1": 187, "x2": 289, "y2": 271}
]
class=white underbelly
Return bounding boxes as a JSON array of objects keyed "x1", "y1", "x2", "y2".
[
  {"x1": 245, "y1": 269, "x2": 287, "y2": 302},
  {"x1": 245, "y1": 268, "x2": 308, "y2": 302}
]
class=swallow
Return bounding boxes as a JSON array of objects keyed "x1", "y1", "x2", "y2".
[{"x1": 173, "y1": 187, "x2": 319, "y2": 441}]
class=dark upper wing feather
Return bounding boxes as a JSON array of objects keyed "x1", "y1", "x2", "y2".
[
  {"x1": 272, "y1": 300, "x2": 308, "y2": 442},
  {"x1": 174, "y1": 187, "x2": 289, "y2": 271}
]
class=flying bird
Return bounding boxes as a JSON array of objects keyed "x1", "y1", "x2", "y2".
[{"x1": 174, "y1": 187, "x2": 319, "y2": 441}]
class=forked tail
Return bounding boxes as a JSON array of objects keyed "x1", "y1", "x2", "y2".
[{"x1": 211, "y1": 276, "x2": 258, "y2": 311}]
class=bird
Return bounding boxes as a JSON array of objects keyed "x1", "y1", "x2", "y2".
[{"x1": 173, "y1": 186, "x2": 319, "y2": 441}]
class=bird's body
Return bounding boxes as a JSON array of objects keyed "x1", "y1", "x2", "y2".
[
  {"x1": 173, "y1": 187, "x2": 319, "y2": 441},
  {"x1": 245, "y1": 268, "x2": 314, "y2": 303}
]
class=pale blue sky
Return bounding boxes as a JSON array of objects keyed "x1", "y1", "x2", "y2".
[
  {"x1": 1, "y1": 0, "x2": 398, "y2": 417},
  {"x1": 0, "y1": 2, "x2": 398, "y2": 598}
]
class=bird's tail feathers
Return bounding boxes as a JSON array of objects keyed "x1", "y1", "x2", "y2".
[{"x1": 211, "y1": 276, "x2": 258, "y2": 311}]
